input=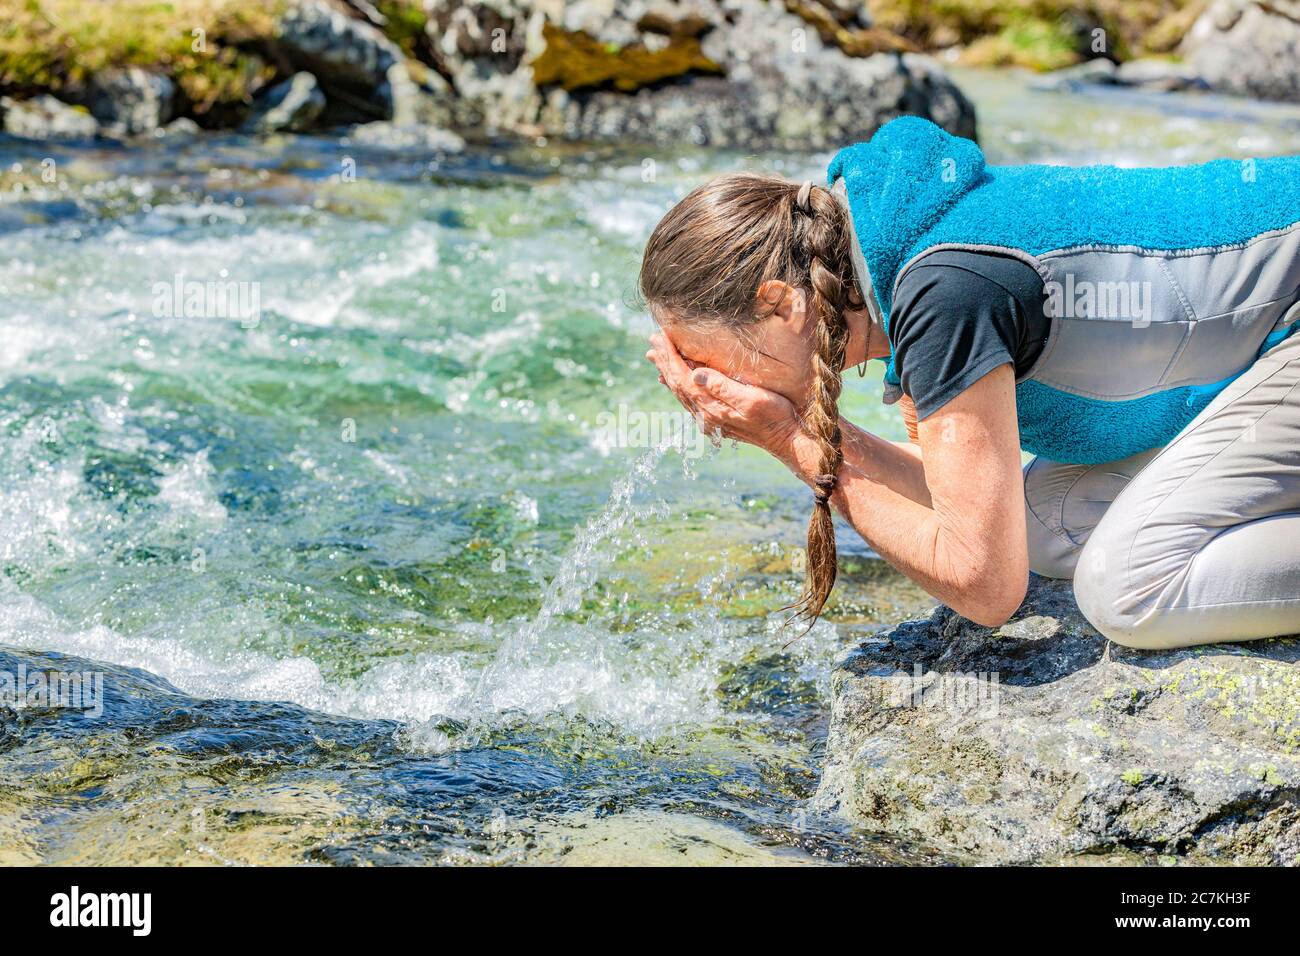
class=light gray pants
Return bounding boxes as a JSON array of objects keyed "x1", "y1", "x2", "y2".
[{"x1": 1024, "y1": 332, "x2": 1300, "y2": 649}]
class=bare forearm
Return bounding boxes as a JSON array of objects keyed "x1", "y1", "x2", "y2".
[
  {"x1": 839, "y1": 418, "x2": 931, "y2": 507},
  {"x1": 645, "y1": 332, "x2": 1027, "y2": 625},
  {"x1": 775, "y1": 420, "x2": 1020, "y2": 624}
]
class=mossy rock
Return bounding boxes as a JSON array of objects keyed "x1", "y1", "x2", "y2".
[
  {"x1": 530, "y1": 23, "x2": 724, "y2": 94},
  {"x1": 0, "y1": 0, "x2": 280, "y2": 116},
  {"x1": 817, "y1": 575, "x2": 1300, "y2": 864},
  {"x1": 869, "y1": 0, "x2": 1205, "y2": 70},
  {"x1": 783, "y1": 0, "x2": 917, "y2": 56}
]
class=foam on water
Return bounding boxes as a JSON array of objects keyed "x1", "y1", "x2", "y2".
[{"x1": 0, "y1": 415, "x2": 804, "y2": 744}]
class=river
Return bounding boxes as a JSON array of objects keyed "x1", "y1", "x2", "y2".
[{"x1": 3, "y1": 68, "x2": 1300, "y2": 865}]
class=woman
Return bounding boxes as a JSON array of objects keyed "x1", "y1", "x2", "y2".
[{"x1": 642, "y1": 117, "x2": 1300, "y2": 649}]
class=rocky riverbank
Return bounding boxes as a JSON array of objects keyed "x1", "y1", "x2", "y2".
[
  {"x1": 0, "y1": 0, "x2": 976, "y2": 148},
  {"x1": 816, "y1": 576, "x2": 1300, "y2": 865},
  {"x1": 1014, "y1": 1, "x2": 1300, "y2": 101},
  {"x1": 4, "y1": 1, "x2": 1298, "y2": 151}
]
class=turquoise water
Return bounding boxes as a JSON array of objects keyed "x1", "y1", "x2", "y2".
[{"x1": 4, "y1": 70, "x2": 1300, "y2": 865}]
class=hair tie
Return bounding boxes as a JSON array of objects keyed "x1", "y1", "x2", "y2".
[
  {"x1": 795, "y1": 179, "x2": 814, "y2": 212},
  {"x1": 812, "y1": 473, "x2": 836, "y2": 505}
]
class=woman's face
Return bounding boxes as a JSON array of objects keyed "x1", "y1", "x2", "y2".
[
  {"x1": 656, "y1": 312, "x2": 816, "y2": 408},
  {"x1": 653, "y1": 281, "x2": 880, "y2": 409}
]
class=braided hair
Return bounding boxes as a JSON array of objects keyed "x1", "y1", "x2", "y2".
[{"x1": 639, "y1": 173, "x2": 860, "y2": 628}]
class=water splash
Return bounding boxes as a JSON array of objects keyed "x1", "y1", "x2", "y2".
[
  {"x1": 469, "y1": 440, "x2": 670, "y2": 715},
  {"x1": 436, "y1": 426, "x2": 737, "y2": 740},
  {"x1": 509, "y1": 445, "x2": 665, "y2": 649}
]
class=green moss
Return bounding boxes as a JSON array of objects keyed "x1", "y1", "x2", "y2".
[
  {"x1": 1166, "y1": 665, "x2": 1300, "y2": 753},
  {"x1": 962, "y1": 15, "x2": 1081, "y2": 71},
  {"x1": 868, "y1": 0, "x2": 1203, "y2": 70},
  {"x1": 374, "y1": 0, "x2": 429, "y2": 59},
  {"x1": 531, "y1": 23, "x2": 724, "y2": 93},
  {"x1": 0, "y1": 0, "x2": 280, "y2": 114},
  {"x1": 1121, "y1": 769, "x2": 1144, "y2": 786},
  {"x1": 1250, "y1": 763, "x2": 1284, "y2": 787},
  {"x1": 783, "y1": 0, "x2": 917, "y2": 56}
]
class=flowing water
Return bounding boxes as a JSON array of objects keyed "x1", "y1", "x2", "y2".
[{"x1": 4, "y1": 69, "x2": 1300, "y2": 865}]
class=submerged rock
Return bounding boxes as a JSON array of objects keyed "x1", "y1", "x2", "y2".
[
  {"x1": 1182, "y1": 0, "x2": 1300, "y2": 102},
  {"x1": 1114, "y1": 58, "x2": 1209, "y2": 93},
  {"x1": 1032, "y1": 57, "x2": 1209, "y2": 95},
  {"x1": 344, "y1": 121, "x2": 466, "y2": 152},
  {"x1": 0, "y1": 95, "x2": 99, "y2": 141},
  {"x1": 816, "y1": 575, "x2": 1300, "y2": 864},
  {"x1": 150, "y1": 117, "x2": 202, "y2": 142},
  {"x1": 1029, "y1": 57, "x2": 1118, "y2": 92}
]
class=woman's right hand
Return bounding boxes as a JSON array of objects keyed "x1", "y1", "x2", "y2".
[{"x1": 646, "y1": 332, "x2": 804, "y2": 460}]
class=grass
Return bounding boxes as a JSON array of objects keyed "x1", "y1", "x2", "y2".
[
  {"x1": 868, "y1": 0, "x2": 1206, "y2": 69},
  {"x1": 0, "y1": 0, "x2": 281, "y2": 115},
  {"x1": 373, "y1": 0, "x2": 429, "y2": 59},
  {"x1": 962, "y1": 14, "x2": 1084, "y2": 70}
]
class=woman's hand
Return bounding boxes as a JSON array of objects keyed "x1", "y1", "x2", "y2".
[{"x1": 646, "y1": 331, "x2": 802, "y2": 458}]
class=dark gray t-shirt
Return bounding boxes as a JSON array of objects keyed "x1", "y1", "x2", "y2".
[{"x1": 888, "y1": 249, "x2": 1050, "y2": 419}]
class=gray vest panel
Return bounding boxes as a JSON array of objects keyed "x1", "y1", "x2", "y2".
[{"x1": 891, "y1": 222, "x2": 1300, "y2": 404}]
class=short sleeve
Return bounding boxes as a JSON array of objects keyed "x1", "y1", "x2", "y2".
[{"x1": 888, "y1": 257, "x2": 1036, "y2": 419}]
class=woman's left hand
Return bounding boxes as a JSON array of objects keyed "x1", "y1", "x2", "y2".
[{"x1": 646, "y1": 331, "x2": 802, "y2": 457}]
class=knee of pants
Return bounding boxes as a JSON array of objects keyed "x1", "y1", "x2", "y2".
[{"x1": 1072, "y1": 534, "x2": 1161, "y2": 649}]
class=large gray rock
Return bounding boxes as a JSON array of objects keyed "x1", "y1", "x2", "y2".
[
  {"x1": 272, "y1": 0, "x2": 421, "y2": 122},
  {"x1": 421, "y1": 0, "x2": 540, "y2": 132},
  {"x1": 242, "y1": 72, "x2": 327, "y2": 133},
  {"x1": 85, "y1": 67, "x2": 176, "y2": 136},
  {"x1": 816, "y1": 575, "x2": 1300, "y2": 864},
  {"x1": 0, "y1": 95, "x2": 99, "y2": 141},
  {"x1": 1182, "y1": 0, "x2": 1300, "y2": 102},
  {"x1": 424, "y1": 0, "x2": 977, "y2": 147}
]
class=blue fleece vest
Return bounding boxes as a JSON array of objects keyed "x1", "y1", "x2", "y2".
[{"x1": 828, "y1": 117, "x2": 1300, "y2": 464}]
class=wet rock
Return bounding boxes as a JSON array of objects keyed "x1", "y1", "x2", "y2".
[
  {"x1": 0, "y1": 95, "x2": 99, "y2": 141},
  {"x1": 1032, "y1": 57, "x2": 1209, "y2": 95},
  {"x1": 86, "y1": 67, "x2": 176, "y2": 136},
  {"x1": 1029, "y1": 57, "x2": 1117, "y2": 92},
  {"x1": 816, "y1": 575, "x2": 1300, "y2": 864},
  {"x1": 151, "y1": 117, "x2": 202, "y2": 142},
  {"x1": 423, "y1": 0, "x2": 976, "y2": 146},
  {"x1": 242, "y1": 72, "x2": 327, "y2": 133},
  {"x1": 344, "y1": 121, "x2": 465, "y2": 152},
  {"x1": 272, "y1": 0, "x2": 412, "y2": 122},
  {"x1": 1182, "y1": 0, "x2": 1300, "y2": 102},
  {"x1": 1114, "y1": 59, "x2": 1209, "y2": 93}
]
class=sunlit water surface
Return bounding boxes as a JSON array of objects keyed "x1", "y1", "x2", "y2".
[{"x1": 4, "y1": 69, "x2": 1300, "y2": 865}]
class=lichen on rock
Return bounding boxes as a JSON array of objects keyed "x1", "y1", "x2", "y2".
[
  {"x1": 816, "y1": 575, "x2": 1300, "y2": 864},
  {"x1": 530, "y1": 23, "x2": 723, "y2": 93},
  {"x1": 782, "y1": 0, "x2": 917, "y2": 57}
]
